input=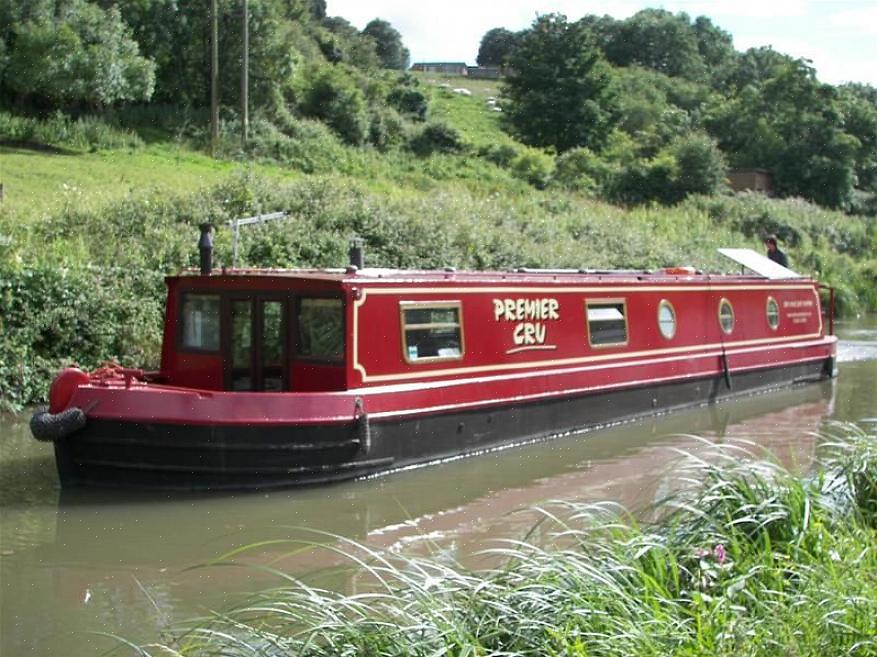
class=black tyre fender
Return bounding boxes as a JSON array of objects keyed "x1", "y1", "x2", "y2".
[{"x1": 30, "y1": 407, "x2": 87, "y2": 442}]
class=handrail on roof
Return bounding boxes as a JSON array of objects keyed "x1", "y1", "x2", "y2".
[{"x1": 229, "y1": 211, "x2": 289, "y2": 268}]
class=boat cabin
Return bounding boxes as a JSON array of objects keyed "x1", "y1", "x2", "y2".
[{"x1": 159, "y1": 257, "x2": 826, "y2": 395}]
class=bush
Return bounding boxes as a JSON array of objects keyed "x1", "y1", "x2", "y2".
[
  {"x1": 295, "y1": 65, "x2": 369, "y2": 145},
  {"x1": 667, "y1": 133, "x2": 726, "y2": 198},
  {"x1": 367, "y1": 106, "x2": 406, "y2": 151},
  {"x1": 477, "y1": 143, "x2": 520, "y2": 168},
  {"x1": 510, "y1": 149, "x2": 554, "y2": 189},
  {"x1": 550, "y1": 147, "x2": 607, "y2": 192},
  {"x1": 387, "y1": 87, "x2": 428, "y2": 121},
  {"x1": 0, "y1": 262, "x2": 163, "y2": 412},
  {"x1": 221, "y1": 115, "x2": 349, "y2": 173},
  {"x1": 408, "y1": 121, "x2": 465, "y2": 156},
  {"x1": 608, "y1": 153, "x2": 677, "y2": 205},
  {"x1": 0, "y1": 111, "x2": 143, "y2": 151}
]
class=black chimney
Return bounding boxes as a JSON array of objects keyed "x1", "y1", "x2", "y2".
[
  {"x1": 348, "y1": 237, "x2": 364, "y2": 270},
  {"x1": 199, "y1": 223, "x2": 214, "y2": 275}
]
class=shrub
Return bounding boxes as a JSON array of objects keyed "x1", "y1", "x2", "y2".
[
  {"x1": 477, "y1": 143, "x2": 519, "y2": 168},
  {"x1": 0, "y1": 262, "x2": 164, "y2": 412},
  {"x1": 295, "y1": 65, "x2": 369, "y2": 145},
  {"x1": 408, "y1": 121, "x2": 465, "y2": 156},
  {"x1": 222, "y1": 115, "x2": 349, "y2": 173},
  {"x1": 0, "y1": 111, "x2": 143, "y2": 151},
  {"x1": 387, "y1": 87, "x2": 428, "y2": 121},
  {"x1": 608, "y1": 153, "x2": 677, "y2": 205},
  {"x1": 667, "y1": 133, "x2": 726, "y2": 198},
  {"x1": 550, "y1": 147, "x2": 607, "y2": 192},
  {"x1": 367, "y1": 106, "x2": 406, "y2": 151},
  {"x1": 510, "y1": 149, "x2": 554, "y2": 189}
]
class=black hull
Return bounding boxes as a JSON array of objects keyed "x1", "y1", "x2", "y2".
[{"x1": 55, "y1": 358, "x2": 834, "y2": 490}]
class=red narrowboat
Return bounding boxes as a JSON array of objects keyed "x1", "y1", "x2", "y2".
[{"x1": 32, "y1": 240, "x2": 837, "y2": 490}]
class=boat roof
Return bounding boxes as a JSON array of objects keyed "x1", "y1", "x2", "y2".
[{"x1": 170, "y1": 263, "x2": 808, "y2": 286}]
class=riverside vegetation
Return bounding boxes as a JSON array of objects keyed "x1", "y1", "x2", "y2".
[
  {"x1": 2, "y1": 3, "x2": 876, "y2": 410},
  {"x1": 125, "y1": 423, "x2": 877, "y2": 656}
]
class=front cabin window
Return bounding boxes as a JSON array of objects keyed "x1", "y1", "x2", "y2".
[
  {"x1": 401, "y1": 303, "x2": 463, "y2": 363},
  {"x1": 181, "y1": 293, "x2": 220, "y2": 351},
  {"x1": 297, "y1": 298, "x2": 344, "y2": 362},
  {"x1": 586, "y1": 300, "x2": 628, "y2": 347}
]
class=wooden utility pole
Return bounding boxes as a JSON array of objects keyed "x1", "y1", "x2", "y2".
[
  {"x1": 210, "y1": 0, "x2": 219, "y2": 157},
  {"x1": 241, "y1": 0, "x2": 249, "y2": 146}
]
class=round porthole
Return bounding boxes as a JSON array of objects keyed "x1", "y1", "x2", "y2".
[
  {"x1": 658, "y1": 300, "x2": 676, "y2": 339},
  {"x1": 718, "y1": 298, "x2": 734, "y2": 334},
  {"x1": 766, "y1": 297, "x2": 780, "y2": 330}
]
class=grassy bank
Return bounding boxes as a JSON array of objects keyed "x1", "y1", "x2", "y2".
[{"x1": 133, "y1": 423, "x2": 877, "y2": 656}]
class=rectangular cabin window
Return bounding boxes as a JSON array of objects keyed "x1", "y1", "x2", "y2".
[
  {"x1": 586, "y1": 300, "x2": 628, "y2": 347},
  {"x1": 297, "y1": 298, "x2": 344, "y2": 362},
  {"x1": 401, "y1": 303, "x2": 463, "y2": 363},
  {"x1": 181, "y1": 293, "x2": 220, "y2": 351}
]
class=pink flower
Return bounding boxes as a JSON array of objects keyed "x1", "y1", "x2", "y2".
[{"x1": 713, "y1": 544, "x2": 726, "y2": 564}]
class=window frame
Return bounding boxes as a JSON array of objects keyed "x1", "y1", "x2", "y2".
[
  {"x1": 657, "y1": 299, "x2": 677, "y2": 340},
  {"x1": 178, "y1": 291, "x2": 222, "y2": 354},
  {"x1": 766, "y1": 296, "x2": 780, "y2": 331},
  {"x1": 718, "y1": 298, "x2": 735, "y2": 335},
  {"x1": 399, "y1": 301, "x2": 465, "y2": 365},
  {"x1": 585, "y1": 298, "x2": 629, "y2": 348},
  {"x1": 294, "y1": 295, "x2": 346, "y2": 364}
]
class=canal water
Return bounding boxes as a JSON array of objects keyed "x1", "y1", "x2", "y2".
[{"x1": 2, "y1": 318, "x2": 876, "y2": 657}]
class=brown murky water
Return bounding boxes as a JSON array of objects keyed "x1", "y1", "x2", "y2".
[{"x1": 2, "y1": 317, "x2": 876, "y2": 657}]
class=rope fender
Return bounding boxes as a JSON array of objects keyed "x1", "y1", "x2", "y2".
[{"x1": 30, "y1": 407, "x2": 87, "y2": 442}]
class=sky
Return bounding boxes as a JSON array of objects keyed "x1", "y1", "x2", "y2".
[{"x1": 327, "y1": 0, "x2": 877, "y2": 86}]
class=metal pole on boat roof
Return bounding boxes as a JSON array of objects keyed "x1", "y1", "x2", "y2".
[{"x1": 232, "y1": 221, "x2": 240, "y2": 268}]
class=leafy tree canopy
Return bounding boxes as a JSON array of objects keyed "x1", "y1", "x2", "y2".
[
  {"x1": 476, "y1": 28, "x2": 518, "y2": 67},
  {"x1": 2, "y1": 0, "x2": 155, "y2": 108},
  {"x1": 362, "y1": 18, "x2": 409, "y2": 70},
  {"x1": 706, "y1": 58, "x2": 858, "y2": 208},
  {"x1": 502, "y1": 13, "x2": 618, "y2": 153}
]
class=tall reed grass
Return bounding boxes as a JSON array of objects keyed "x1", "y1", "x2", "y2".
[{"x1": 134, "y1": 423, "x2": 877, "y2": 657}]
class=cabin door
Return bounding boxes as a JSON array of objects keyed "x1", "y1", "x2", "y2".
[{"x1": 227, "y1": 297, "x2": 288, "y2": 391}]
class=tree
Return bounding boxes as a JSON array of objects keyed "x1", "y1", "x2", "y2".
[
  {"x1": 296, "y1": 65, "x2": 368, "y2": 145},
  {"x1": 600, "y1": 9, "x2": 707, "y2": 81},
  {"x1": 476, "y1": 28, "x2": 518, "y2": 67},
  {"x1": 668, "y1": 132, "x2": 726, "y2": 198},
  {"x1": 502, "y1": 14, "x2": 617, "y2": 153},
  {"x1": 321, "y1": 16, "x2": 380, "y2": 69},
  {"x1": 839, "y1": 84, "x2": 877, "y2": 192},
  {"x1": 706, "y1": 58, "x2": 858, "y2": 208},
  {"x1": 3, "y1": 0, "x2": 155, "y2": 108},
  {"x1": 361, "y1": 18, "x2": 409, "y2": 70}
]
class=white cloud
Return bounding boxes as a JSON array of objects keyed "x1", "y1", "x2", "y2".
[
  {"x1": 829, "y1": 6, "x2": 877, "y2": 36},
  {"x1": 657, "y1": 0, "x2": 808, "y2": 19}
]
